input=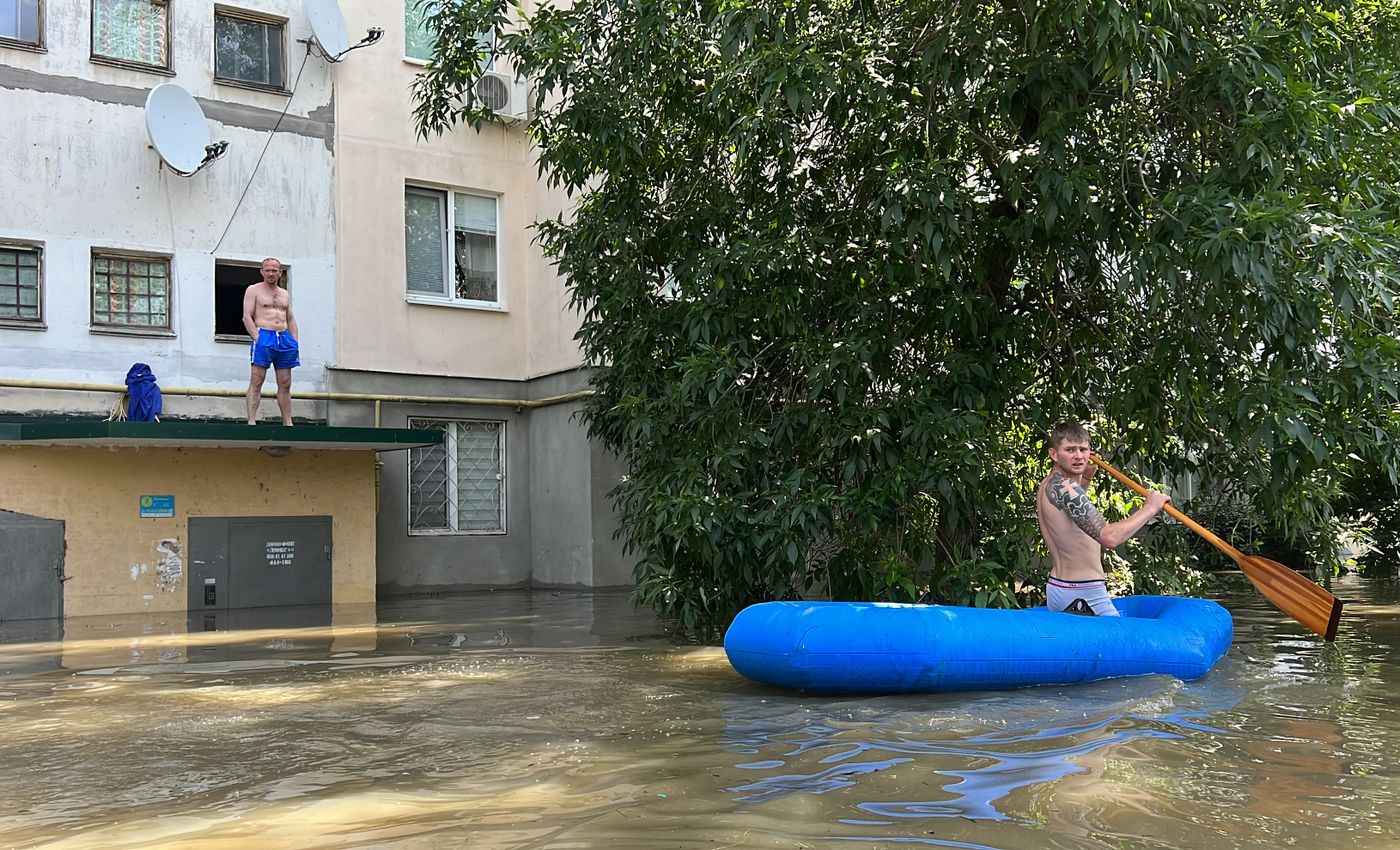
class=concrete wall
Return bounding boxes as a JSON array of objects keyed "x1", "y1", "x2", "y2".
[
  {"x1": 326, "y1": 366, "x2": 632, "y2": 592},
  {"x1": 0, "y1": 446, "x2": 377, "y2": 616},
  {"x1": 528, "y1": 376, "x2": 633, "y2": 588},
  {"x1": 326, "y1": 369, "x2": 534, "y2": 591},
  {"x1": 0, "y1": 0, "x2": 336, "y2": 421},
  {"x1": 321, "y1": 2, "x2": 629, "y2": 591}
]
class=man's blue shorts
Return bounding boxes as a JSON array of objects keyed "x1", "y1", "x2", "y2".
[{"x1": 250, "y1": 328, "x2": 300, "y2": 370}]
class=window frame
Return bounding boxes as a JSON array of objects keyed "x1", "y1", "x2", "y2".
[
  {"x1": 213, "y1": 258, "x2": 290, "y2": 342},
  {"x1": 90, "y1": 248, "x2": 174, "y2": 336},
  {"x1": 0, "y1": 240, "x2": 45, "y2": 329},
  {"x1": 404, "y1": 184, "x2": 504, "y2": 310},
  {"x1": 0, "y1": 0, "x2": 44, "y2": 51},
  {"x1": 403, "y1": 0, "x2": 493, "y2": 69},
  {"x1": 407, "y1": 418, "x2": 508, "y2": 536},
  {"x1": 89, "y1": 0, "x2": 173, "y2": 75},
  {"x1": 212, "y1": 5, "x2": 290, "y2": 94}
]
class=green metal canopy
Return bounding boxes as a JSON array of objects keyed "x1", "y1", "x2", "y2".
[{"x1": 0, "y1": 420, "x2": 442, "y2": 451}]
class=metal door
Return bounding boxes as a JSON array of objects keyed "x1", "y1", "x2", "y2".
[
  {"x1": 0, "y1": 509, "x2": 64, "y2": 621},
  {"x1": 188, "y1": 516, "x2": 332, "y2": 611}
]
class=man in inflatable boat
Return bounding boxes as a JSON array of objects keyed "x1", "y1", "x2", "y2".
[{"x1": 1037, "y1": 420, "x2": 1170, "y2": 616}]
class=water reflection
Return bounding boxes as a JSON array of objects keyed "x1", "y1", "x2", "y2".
[
  {"x1": 722, "y1": 677, "x2": 1244, "y2": 824},
  {"x1": 0, "y1": 581, "x2": 1395, "y2": 849}
]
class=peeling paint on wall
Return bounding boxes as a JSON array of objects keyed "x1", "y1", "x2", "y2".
[
  {"x1": 130, "y1": 563, "x2": 148, "y2": 581},
  {"x1": 156, "y1": 538, "x2": 183, "y2": 592}
]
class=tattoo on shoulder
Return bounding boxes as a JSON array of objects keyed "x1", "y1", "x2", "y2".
[{"x1": 1047, "y1": 471, "x2": 1107, "y2": 540}]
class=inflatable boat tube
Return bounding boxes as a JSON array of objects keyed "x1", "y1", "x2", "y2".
[{"x1": 724, "y1": 595, "x2": 1233, "y2": 693}]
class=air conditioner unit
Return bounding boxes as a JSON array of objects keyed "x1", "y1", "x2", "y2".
[{"x1": 472, "y1": 71, "x2": 529, "y2": 120}]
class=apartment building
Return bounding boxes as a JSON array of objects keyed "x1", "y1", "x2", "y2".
[{"x1": 0, "y1": 0, "x2": 628, "y2": 621}]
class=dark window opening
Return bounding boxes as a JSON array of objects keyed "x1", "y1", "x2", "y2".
[{"x1": 215, "y1": 261, "x2": 288, "y2": 338}]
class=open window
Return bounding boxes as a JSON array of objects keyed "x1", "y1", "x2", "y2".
[
  {"x1": 405, "y1": 185, "x2": 500, "y2": 308},
  {"x1": 215, "y1": 259, "x2": 288, "y2": 341}
]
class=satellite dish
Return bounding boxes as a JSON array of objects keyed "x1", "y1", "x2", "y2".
[
  {"x1": 305, "y1": 0, "x2": 350, "y2": 58},
  {"x1": 144, "y1": 84, "x2": 228, "y2": 176},
  {"x1": 304, "y1": 0, "x2": 382, "y2": 62}
]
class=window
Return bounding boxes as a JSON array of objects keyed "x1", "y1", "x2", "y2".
[
  {"x1": 214, "y1": 7, "x2": 286, "y2": 89},
  {"x1": 214, "y1": 260, "x2": 288, "y2": 339},
  {"x1": 405, "y1": 186, "x2": 500, "y2": 306},
  {"x1": 404, "y1": 0, "x2": 492, "y2": 68},
  {"x1": 91, "y1": 0, "x2": 169, "y2": 70},
  {"x1": 408, "y1": 419, "x2": 506, "y2": 534},
  {"x1": 1, "y1": 0, "x2": 41, "y2": 46},
  {"x1": 91, "y1": 252, "x2": 170, "y2": 330},
  {"x1": 0, "y1": 244, "x2": 42, "y2": 325}
]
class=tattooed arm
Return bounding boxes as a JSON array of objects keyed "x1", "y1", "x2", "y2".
[{"x1": 1047, "y1": 471, "x2": 1170, "y2": 548}]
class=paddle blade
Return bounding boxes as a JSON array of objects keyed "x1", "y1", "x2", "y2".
[{"x1": 1237, "y1": 555, "x2": 1343, "y2": 641}]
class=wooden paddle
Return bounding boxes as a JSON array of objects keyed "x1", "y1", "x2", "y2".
[{"x1": 1089, "y1": 455, "x2": 1343, "y2": 641}]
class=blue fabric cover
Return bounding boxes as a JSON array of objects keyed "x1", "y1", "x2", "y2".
[
  {"x1": 125, "y1": 363, "x2": 163, "y2": 422},
  {"x1": 724, "y1": 595, "x2": 1233, "y2": 693}
]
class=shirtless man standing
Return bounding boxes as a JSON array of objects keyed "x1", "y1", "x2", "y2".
[
  {"x1": 243, "y1": 258, "x2": 299, "y2": 426},
  {"x1": 1036, "y1": 421, "x2": 1170, "y2": 615}
]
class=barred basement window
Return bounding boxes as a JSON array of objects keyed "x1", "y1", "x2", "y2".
[
  {"x1": 92, "y1": 252, "x2": 170, "y2": 330},
  {"x1": 0, "y1": 244, "x2": 42, "y2": 324},
  {"x1": 408, "y1": 419, "x2": 506, "y2": 535}
]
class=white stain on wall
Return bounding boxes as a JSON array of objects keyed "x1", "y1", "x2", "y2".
[{"x1": 155, "y1": 538, "x2": 183, "y2": 592}]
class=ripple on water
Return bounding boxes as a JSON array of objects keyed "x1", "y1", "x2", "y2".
[{"x1": 0, "y1": 581, "x2": 1397, "y2": 849}]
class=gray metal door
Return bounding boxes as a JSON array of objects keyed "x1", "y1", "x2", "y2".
[
  {"x1": 188, "y1": 517, "x2": 231, "y2": 612},
  {"x1": 0, "y1": 509, "x2": 64, "y2": 622},
  {"x1": 188, "y1": 516, "x2": 332, "y2": 611}
]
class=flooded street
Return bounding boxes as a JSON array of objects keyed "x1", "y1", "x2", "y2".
[{"x1": 1, "y1": 577, "x2": 1397, "y2": 850}]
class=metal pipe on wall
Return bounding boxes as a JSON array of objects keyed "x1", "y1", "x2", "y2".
[{"x1": 0, "y1": 377, "x2": 594, "y2": 411}]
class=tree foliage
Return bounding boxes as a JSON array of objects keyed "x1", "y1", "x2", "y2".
[{"x1": 415, "y1": 0, "x2": 1400, "y2": 631}]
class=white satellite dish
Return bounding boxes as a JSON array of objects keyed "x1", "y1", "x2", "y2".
[
  {"x1": 303, "y1": 0, "x2": 382, "y2": 62},
  {"x1": 305, "y1": 0, "x2": 350, "y2": 59},
  {"x1": 144, "y1": 84, "x2": 228, "y2": 176}
]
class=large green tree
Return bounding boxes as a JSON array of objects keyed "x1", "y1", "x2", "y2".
[{"x1": 414, "y1": 0, "x2": 1400, "y2": 630}]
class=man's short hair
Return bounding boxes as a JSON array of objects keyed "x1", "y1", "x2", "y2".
[{"x1": 1049, "y1": 420, "x2": 1091, "y2": 449}]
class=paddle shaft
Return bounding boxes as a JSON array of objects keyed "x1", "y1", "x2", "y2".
[
  {"x1": 1088, "y1": 456, "x2": 1246, "y2": 562},
  {"x1": 1087, "y1": 454, "x2": 1342, "y2": 641}
]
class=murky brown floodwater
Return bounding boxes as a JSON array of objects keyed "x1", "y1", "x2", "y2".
[{"x1": 0, "y1": 575, "x2": 1396, "y2": 850}]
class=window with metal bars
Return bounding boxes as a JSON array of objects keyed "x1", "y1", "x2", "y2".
[
  {"x1": 91, "y1": 252, "x2": 170, "y2": 330},
  {"x1": 408, "y1": 419, "x2": 506, "y2": 534}
]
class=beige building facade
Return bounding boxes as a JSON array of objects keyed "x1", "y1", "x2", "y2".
[
  {"x1": 0, "y1": 445, "x2": 376, "y2": 617},
  {"x1": 324, "y1": 1, "x2": 630, "y2": 596}
]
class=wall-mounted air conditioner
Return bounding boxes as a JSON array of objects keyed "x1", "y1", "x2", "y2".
[{"x1": 473, "y1": 71, "x2": 529, "y2": 120}]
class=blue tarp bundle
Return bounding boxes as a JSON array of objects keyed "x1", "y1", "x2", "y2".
[{"x1": 125, "y1": 363, "x2": 162, "y2": 422}]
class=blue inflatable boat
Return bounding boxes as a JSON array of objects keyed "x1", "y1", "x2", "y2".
[{"x1": 724, "y1": 595, "x2": 1233, "y2": 693}]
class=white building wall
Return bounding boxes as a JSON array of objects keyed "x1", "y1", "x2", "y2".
[{"x1": 0, "y1": 0, "x2": 336, "y2": 419}]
